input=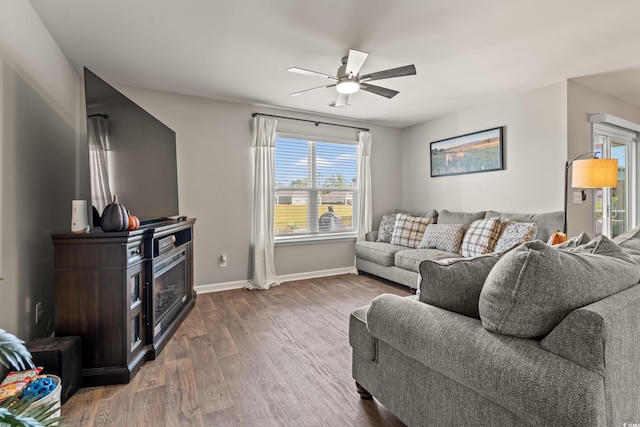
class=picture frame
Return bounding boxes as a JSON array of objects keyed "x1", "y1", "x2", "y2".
[{"x1": 430, "y1": 126, "x2": 504, "y2": 177}]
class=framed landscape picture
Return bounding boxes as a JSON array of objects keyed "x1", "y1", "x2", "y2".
[{"x1": 430, "y1": 127, "x2": 504, "y2": 177}]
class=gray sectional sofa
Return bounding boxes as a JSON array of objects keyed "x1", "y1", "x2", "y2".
[
  {"x1": 355, "y1": 209, "x2": 564, "y2": 289},
  {"x1": 350, "y1": 221, "x2": 640, "y2": 426}
]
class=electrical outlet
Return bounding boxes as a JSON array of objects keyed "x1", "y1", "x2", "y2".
[
  {"x1": 35, "y1": 302, "x2": 42, "y2": 324},
  {"x1": 219, "y1": 254, "x2": 227, "y2": 268}
]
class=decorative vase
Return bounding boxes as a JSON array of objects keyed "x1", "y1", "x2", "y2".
[{"x1": 71, "y1": 200, "x2": 90, "y2": 233}]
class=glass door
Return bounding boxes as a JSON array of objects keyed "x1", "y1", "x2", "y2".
[{"x1": 593, "y1": 124, "x2": 636, "y2": 238}]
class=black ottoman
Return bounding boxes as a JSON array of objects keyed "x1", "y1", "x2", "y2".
[{"x1": 27, "y1": 336, "x2": 81, "y2": 404}]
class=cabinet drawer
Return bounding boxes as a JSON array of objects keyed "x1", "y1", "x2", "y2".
[{"x1": 127, "y1": 242, "x2": 143, "y2": 265}]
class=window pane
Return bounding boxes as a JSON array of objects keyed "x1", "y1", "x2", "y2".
[
  {"x1": 275, "y1": 191, "x2": 309, "y2": 235},
  {"x1": 275, "y1": 136, "x2": 357, "y2": 238},
  {"x1": 316, "y1": 142, "x2": 357, "y2": 190},
  {"x1": 611, "y1": 143, "x2": 627, "y2": 238},
  {"x1": 275, "y1": 138, "x2": 309, "y2": 189}
]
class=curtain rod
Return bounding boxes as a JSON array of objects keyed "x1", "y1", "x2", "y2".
[{"x1": 251, "y1": 112, "x2": 369, "y2": 132}]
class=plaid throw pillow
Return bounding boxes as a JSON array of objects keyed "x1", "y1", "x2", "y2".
[
  {"x1": 390, "y1": 214, "x2": 432, "y2": 248},
  {"x1": 419, "y1": 224, "x2": 466, "y2": 253},
  {"x1": 461, "y1": 217, "x2": 502, "y2": 257}
]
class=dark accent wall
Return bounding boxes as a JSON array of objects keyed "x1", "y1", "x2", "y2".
[{"x1": 1, "y1": 60, "x2": 81, "y2": 339}]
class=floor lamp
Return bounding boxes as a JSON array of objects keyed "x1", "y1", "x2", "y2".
[{"x1": 564, "y1": 154, "x2": 618, "y2": 235}]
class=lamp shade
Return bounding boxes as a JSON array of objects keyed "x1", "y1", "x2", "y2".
[{"x1": 572, "y1": 158, "x2": 618, "y2": 188}]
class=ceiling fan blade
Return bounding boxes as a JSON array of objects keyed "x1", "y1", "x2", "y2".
[
  {"x1": 333, "y1": 93, "x2": 349, "y2": 108},
  {"x1": 287, "y1": 67, "x2": 338, "y2": 81},
  {"x1": 290, "y1": 84, "x2": 336, "y2": 96},
  {"x1": 360, "y1": 64, "x2": 416, "y2": 82},
  {"x1": 345, "y1": 49, "x2": 369, "y2": 76},
  {"x1": 360, "y1": 83, "x2": 399, "y2": 99}
]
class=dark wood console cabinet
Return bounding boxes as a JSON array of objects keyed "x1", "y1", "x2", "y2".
[{"x1": 52, "y1": 218, "x2": 196, "y2": 386}]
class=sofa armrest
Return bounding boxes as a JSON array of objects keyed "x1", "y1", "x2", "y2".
[
  {"x1": 365, "y1": 231, "x2": 378, "y2": 241},
  {"x1": 366, "y1": 294, "x2": 605, "y2": 426},
  {"x1": 541, "y1": 284, "x2": 640, "y2": 424},
  {"x1": 541, "y1": 308, "x2": 605, "y2": 375}
]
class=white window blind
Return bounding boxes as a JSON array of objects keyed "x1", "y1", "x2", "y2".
[{"x1": 275, "y1": 135, "x2": 358, "y2": 240}]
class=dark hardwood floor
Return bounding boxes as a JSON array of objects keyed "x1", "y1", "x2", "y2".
[{"x1": 61, "y1": 273, "x2": 410, "y2": 426}]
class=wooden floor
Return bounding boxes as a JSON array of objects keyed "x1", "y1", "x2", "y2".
[{"x1": 61, "y1": 274, "x2": 410, "y2": 426}]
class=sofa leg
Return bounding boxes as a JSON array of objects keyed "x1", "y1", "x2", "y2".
[{"x1": 356, "y1": 382, "x2": 373, "y2": 400}]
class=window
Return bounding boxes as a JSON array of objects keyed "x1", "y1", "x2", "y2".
[{"x1": 274, "y1": 135, "x2": 358, "y2": 241}]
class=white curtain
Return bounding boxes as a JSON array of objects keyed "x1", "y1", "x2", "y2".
[
  {"x1": 247, "y1": 116, "x2": 280, "y2": 290},
  {"x1": 356, "y1": 131, "x2": 372, "y2": 242},
  {"x1": 87, "y1": 116, "x2": 112, "y2": 214}
]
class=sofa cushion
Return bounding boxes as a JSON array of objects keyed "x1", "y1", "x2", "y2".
[
  {"x1": 613, "y1": 224, "x2": 640, "y2": 264},
  {"x1": 493, "y1": 222, "x2": 537, "y2": 252},
  {"x1": 418, "y1": 224, "x2": 465, "y2": 253},
  {"x1": 355, "y1": 241, "x2": 406, "y2": 266},
  {"x1": 395, "y1": 249, "x2": 462, "y2": 273},
  {"x1": 479, "y1": 236, "x2": 640, "y2": 338},
  {"x1": 438, "y1": 210, "x2": 486, "y2": 228},
  {"x1": 460, "y1": 217, "x2": 502, "y2": 257},
  {"x1": 484, "y1": 210, "x2": 563, "y2": 243},
  {"x1": 376, "y1": 213, "x2": 397, "y2": 243},
  {"x1": 395, "y1": 208, "x2": 438, "y2": 220},
  {"x1": 419, "y1": 254, "x2": 501, "y2": 318},
  {"x1": 390, "y1": 214, "x2": 433, "y2": 248}
]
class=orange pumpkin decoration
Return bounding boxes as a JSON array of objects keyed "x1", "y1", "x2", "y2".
[
  {"x1": 127, "y1": 214, "x2": 140, "y2": 231},
  {"x1": 548, "y1": 231, "x2": 567, "y2": 245}
]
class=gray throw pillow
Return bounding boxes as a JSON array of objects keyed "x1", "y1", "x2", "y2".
[
  {"x1": 479, "y1": 236, "x2": 640, "y2": 338},
  {"x1": 613, "y1": 225, "x2": 640, "y2": 264},
  {"x1": 418, "y1": 224, "x2": 465, "y2": 253},
  {"x1": 419, "y1": 254, "x2": 501, "y2": 319},
  {"x1": 376, "y1": 213, "x2": 397, "y2": 243}
]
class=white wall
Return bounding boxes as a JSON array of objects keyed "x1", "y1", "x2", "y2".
[
  {"x1": 0, "y1": 2, "x2": 82, "y2": 338},
  {"x1": 401, "y1": 82, "x2": 567, "y2": 216},
  {"x1": 105, "y1": 86, "x2": 403, "y2": 288},
  {"x1": 566, "y1": 80, "x2": 640, "y2": 236}
]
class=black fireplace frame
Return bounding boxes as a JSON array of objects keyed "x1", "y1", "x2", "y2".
[{"x1": 143, "y1": 221, "x2": 195, "y2": 359}]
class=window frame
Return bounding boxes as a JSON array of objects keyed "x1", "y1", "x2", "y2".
[{"x1": 274, "y1": 132, "x2": 358, "y2": 245}]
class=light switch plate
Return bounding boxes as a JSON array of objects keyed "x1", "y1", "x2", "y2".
[{"x1": 573, "y1": 191, "x2": 584, "y2": 204}]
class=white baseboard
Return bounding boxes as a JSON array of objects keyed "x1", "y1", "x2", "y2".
[
  {"x1": 195, "y1": 280, "x2": 249, "y2": 294},
  {"x1": 194, "y1": 266, "x2": 358, "y2": 294},
  {"x1": 276, "y1": 266, "x2": 358, "y2": 283}
]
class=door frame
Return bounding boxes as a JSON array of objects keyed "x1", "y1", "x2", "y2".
[{"x1": 592, "y1": 122, "x2": 637, "y2": 237}]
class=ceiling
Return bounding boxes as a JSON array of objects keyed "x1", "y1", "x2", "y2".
[{"x1": 29, "y1": 0, "x2": 640, "y2": 128}]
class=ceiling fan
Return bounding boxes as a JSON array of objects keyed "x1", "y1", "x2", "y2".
[{"x1": 287, "y1": 49, "x2": 416, "y2": 108}]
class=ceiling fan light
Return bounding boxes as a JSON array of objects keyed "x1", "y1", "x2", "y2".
[{"x1": 336, "y1": 80, "x2": 360, "y2": 94}]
